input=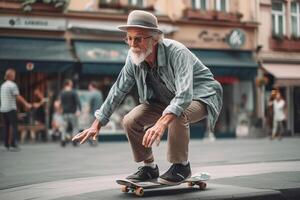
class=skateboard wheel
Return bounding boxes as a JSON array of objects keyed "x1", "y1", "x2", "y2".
[
  {"x1": 198, "y1": 182, "x2": 207, "y2": 190},
  {"x1": 188, "y1": 182, "x2": 195, "y2": 187},
  {"x1": 135, "y1": 187, "x2": 144, "y2": 196},
  {"x1": 121, "y1": 186, "x2": 129, "y2": 193}
]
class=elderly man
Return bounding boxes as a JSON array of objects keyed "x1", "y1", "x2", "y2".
[{"x1": 73, "y1": 10, "x2": 223, "y2": 185}]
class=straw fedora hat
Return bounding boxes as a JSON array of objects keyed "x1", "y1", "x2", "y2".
[{"x1": 118, "y1": 10, "x2": 163, "y2": 34}]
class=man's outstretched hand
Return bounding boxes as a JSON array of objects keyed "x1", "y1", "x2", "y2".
[
  {"x1": 72, "y1": 127, "x2": 99, "y2": 144},
  {"x1": 72, "y1": 119, "x2": 101, "y2": 144}
]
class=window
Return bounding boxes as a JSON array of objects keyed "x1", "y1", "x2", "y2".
[
  {"x1": 192, "y1": 0, "x2": 208, "y2": 10},
  {"x1": 128, "y1": 0, "x2": 145, "y2": 7},
  {"x1": 271, "y1": 1, "x2": 286, "y2": 36},
  {"x1": 215, "y1": 0, "x2": 228, "y2": 12},
  {"x1": 291, "y1": 1, "x2": 300, "y2": 37}
]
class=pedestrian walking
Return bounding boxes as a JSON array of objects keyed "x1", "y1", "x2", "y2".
[
  {"x1": 271, "y1": 90, "x2": 286, "y2": 140},
  {"x1": 0, "y1": 68, "x2": 31, "y2": 151},
  {"x1": 88, "y1": 81, "x2": 103, "y2": 121},
  {"x1": 266, "y1": 89, "x2": 277, "y2": 136},
  {"x1": 73, "y1": 10, "x2": 222, "y2": 185},
  {"x1": 58, "y1": 79, "x2": 81, "y2": 147},
  {"x1": 88, "y1": 81, "x2": 103, "y2": 146},
  {"x1": 49, "y1": 100, "x2": 65, "y2": 142}
]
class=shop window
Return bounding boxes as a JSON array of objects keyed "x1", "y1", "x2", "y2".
[
  {"x1": 291, "y1": 1, "x2": 300, "y2": 38},
  {"x1": 294, "y1": 87, "x2": 300, "y2": 134},
  {"x1": 271, "y1": 0, "x2": 286, "y2": 37},
  {"x1": 215, "y1": 0, "x2": 228, "y2": 12},
  {"x1": 128, "y1": 0, "x2": 146, "y2": 8},
  {"x1": 192, "y1": 0, "x2": 208, "y2": 10}
]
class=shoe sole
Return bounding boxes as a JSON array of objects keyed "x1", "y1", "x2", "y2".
[
  {"x1": 126, "y1": 178, "x2": 159, "y2": 183},
  {"x1": 157, "y1": 174, "x2": 191, "y2": 185}
]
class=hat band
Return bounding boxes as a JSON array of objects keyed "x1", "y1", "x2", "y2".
[{"x1": 129, "y1": 19, "x2": 158, "y2": 28}]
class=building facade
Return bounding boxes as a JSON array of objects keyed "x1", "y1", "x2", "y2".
[{"x1": 257, "y1": 0, "x2": 300, "y2": 135}]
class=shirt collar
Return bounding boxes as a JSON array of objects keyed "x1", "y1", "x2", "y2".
[
  {"x1": 139, "y1": 40, "x2": 166, "y2": 69},
  {"x1": 156, "y1": 40, "x2": 167, "y2": 67}
]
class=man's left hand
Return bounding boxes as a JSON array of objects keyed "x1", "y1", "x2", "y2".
[{"x1": 142, "y1": 122, "x2": 167, "y2": 148}]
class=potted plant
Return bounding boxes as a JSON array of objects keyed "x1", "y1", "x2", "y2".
[
  {"x1": 184, "y1": 8, "x2": 215, "y2": 20},
  {"x1": 20, "y1": 0, "x2": 69, "y2": 12}
]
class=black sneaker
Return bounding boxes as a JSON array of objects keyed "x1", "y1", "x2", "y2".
[
  {"x1": 126, "y1": 165, "x2": 159, "y2": 181},
  {"x1": 158, "y1": 163, "x2": 191, "y2": 185}
]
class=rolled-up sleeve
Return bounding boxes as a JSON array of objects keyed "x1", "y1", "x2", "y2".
[
  {"x1": 163, "y1": 49, "x2": 195, "y2": 117},
  {"x1": 11, "y1": 83, "x2": 20, "y2": 96},
  {"x1": 95, "y1": 56, "x2": 135, "y2": 126}
]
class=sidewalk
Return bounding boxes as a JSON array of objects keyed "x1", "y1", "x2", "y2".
[
  {"x1": 1, "y1": 161, "x2": 299, "y2": 200},
  {"x1": 0, "y1": 138, "x2": 299, "y2": 200}
]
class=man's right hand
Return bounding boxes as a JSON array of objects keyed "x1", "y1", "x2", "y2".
[
  {"x1": 72, "y1": 127, "x2": 100, "y2": 144},
  {"x1": 73, "y1": 119, "x2": 102, "y2": 144}
]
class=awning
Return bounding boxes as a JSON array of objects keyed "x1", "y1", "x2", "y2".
[
  {"x1": 68, "y1": 21, "x2": 178, "y2": 35},
  {"x1": 0, "y1": 37, "x2": 76, "y2": 73},
  {"x1": 262, "y1": 63, "x2": 300, "y2": 86},
  {"x1": 192, "y1": 50, "x2": 258, "y2": 80},
  {"x1": 75, "y1": 42, "x2": 258, "y2": 77},
  {"x1": 73, "y1": 40, "x2": 128, "y2": 75}
]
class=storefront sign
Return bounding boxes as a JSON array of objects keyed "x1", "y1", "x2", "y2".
[
  {"x1": 26, "y1": 62, "x2": 34, "y2": 71},
  {"x1": 226, "y1": 29, "x2": 246, "y2": 49},
  {"x1": 0, "y1": 16, "x2": 66, "y2": 31},
  {"x1": 197, "y1": 28, "x2": 246, "y2": 49}
]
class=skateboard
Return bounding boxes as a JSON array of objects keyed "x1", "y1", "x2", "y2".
[{"x1": 116, "y1": 172, "x2": 210, "y2": 197}]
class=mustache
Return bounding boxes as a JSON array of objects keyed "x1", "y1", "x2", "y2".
[{"x1": 130, "y1": 47, "x2": 141, "y2": 52}]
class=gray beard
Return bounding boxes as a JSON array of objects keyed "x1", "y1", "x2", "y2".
[{"x1": 129, "y1": 47, "x2": 152, "y2": 66}]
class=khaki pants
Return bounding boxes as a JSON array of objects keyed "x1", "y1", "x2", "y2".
[{"x1": 122, "y1": 101, "x2": 207, "y2": 163}]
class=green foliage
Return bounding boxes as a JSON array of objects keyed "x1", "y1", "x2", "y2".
[
  {"x1": 272, "y1": 32, "x2": 284, "y2": 41},
  {"x1": 19, "y1": 0, "x2": 69, "y2": 12}
]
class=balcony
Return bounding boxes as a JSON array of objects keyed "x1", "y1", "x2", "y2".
[
  {"x1": 184, "y1": 9, "x2": 243, "y2": 22},
  {"x1": 269, "y1": 35, "x2": 300, "y2": 52},
  {"x1": 0, "y1": 0, "x2": 65, "y2": 12},
  {"x1": 99, "y1": 2, "x2": 154, "y2": 12}
]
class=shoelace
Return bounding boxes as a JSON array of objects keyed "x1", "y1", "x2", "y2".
[
  {"x1": 169, "y1": 164, "x2": 186, "y2": 176},
  {"x1": 134, "y1": 166, "x2": 149, "y2": 176}
]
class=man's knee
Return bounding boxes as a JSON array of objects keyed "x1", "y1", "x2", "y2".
[{"x1": 122, "y1": 113, "x2": 135, "y2": 130}]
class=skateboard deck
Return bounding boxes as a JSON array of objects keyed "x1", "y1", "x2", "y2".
[{"x1": 116, "y1": 172, "x2": 210, "y2": 196}]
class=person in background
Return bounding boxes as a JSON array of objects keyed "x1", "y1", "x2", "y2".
[
  {"x1": 32, "y1": 87, "x2": 47, "y2": 142},
  {"x1": 88, "y1": 81, "x2": 103, "y2": 146},
  {"x1": 271, "y1": 90, "x2": 286, "y2": 140},
  {"x1": 266, "y1": 89, "x2": 277, "y2": 137},
  {"x1": 88, "y1": 81, "x2": 103, "y2": 119},
  {"x1": 49, "y1": 100, "x2": 65, "y2": 142},
  {"x1": 58, "y1": 79, "x2": 81, "y2": 147},
  {"x1": 0, "y1": 68, "x2": 31, "y2": 151}
]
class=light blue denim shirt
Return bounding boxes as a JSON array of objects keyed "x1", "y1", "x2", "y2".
[{"x1": 95, "y1": 39, "x2": 223, "y2": 130}]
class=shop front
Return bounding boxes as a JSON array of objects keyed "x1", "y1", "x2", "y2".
[
  {"x1": 170, "y1": 21, "x2": 259, "y2": 138},
  {"x1": 262, "y1": 63, "x2": 300, "y2": 135},
  {"x1": 0, "y1": 36, "x2": 76, "y2": 141},
  {"x1": 71, "y1": 38, "x2": 258, "y2": 138},
  {"x1": 192, "y1": 49, "x2": 258, "y2": 137}
]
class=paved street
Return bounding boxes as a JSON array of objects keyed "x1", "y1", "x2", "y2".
[{"x1": 1, "y1": 137, "x2": 300, "y2": 200}]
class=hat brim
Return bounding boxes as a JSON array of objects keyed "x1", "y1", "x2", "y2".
[{"x1": 118, "y1": 25, "x2": 163, "y2": 34}]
